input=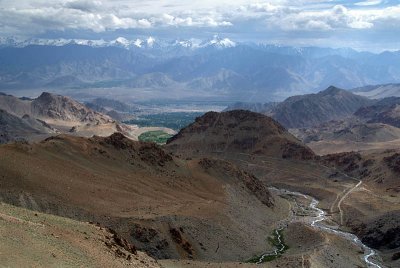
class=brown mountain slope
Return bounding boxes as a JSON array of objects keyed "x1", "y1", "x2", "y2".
[
  {"x1": 292, "y1": 119, "x2": 400, "y2": 155},
  {"x1": 166, "y1": 110, "x2": 314, "y2": 160},
  {"x1": 321, "y1": 149, "x2": 400, "y2": 194},
  {"x1": 321, "y1": 149, "x2": 400, "y2": 262},
  {"x1": 31, "y1": 92, "x2": 113, "y2": 124},
  {"x1": 0, "y1": 133, "x2": 288, "y2": 262},
  {"x1": 0, "y1": 92, "x2": 112, "y2": 124},
  {"x1": 165, "y1": 108, "x2": 400, "y2": 266}
]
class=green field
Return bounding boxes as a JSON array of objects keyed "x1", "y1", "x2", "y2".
[
  {"x1": 138, "y1": 131, "x2": 173, "y2": 144},
  {"x1": 124, "y1": 112, "x2": 204, "y2": 131}
]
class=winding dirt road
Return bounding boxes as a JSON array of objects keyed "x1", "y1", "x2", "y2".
[{"x1": 337, "y1": 180, "x2": 362, "y2": 225}]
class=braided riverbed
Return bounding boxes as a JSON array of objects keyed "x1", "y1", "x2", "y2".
[{"x1": 252, "y1": 187, "x2": 384, "y2": 267}]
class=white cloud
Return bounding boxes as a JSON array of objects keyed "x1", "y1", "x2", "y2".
[
  {"x1": 65, "y1": 0, "x2": 103, "y2": 12},
  {"x1": 0, "y1": 0, "x2": 399, "y2": 50},
  {"x1": 355, "y1": 0, "x2": 382, "y2": 6}
]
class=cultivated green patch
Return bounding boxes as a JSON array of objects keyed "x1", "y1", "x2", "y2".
[
  {"x1": 246, "y1": 229, "x2": 289, "y2": 263},
  {"x1": 138, "y1": 131, "x2": 173, "y2": 145},
  {"x1": 124, "y1": 112, "x2": 204, "y2": 131}
]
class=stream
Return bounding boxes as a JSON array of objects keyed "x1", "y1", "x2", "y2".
[
  {"x1": 263, "y1": 188, "x2": 384, "y2": 268},
  {"x1": 256, "y1": 228, "x2": 285, "y2": 264}
]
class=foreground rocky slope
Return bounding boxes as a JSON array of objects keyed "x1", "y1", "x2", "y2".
[
  {"x1": 167, "y1": 110, "x2": 315, "y2": 160},
  {"x1": 0, "y1": 133, "x2": 286, "y2": 263},
  {"x1": 0, "y1": 202, "x2": 160, "y2": 267}
]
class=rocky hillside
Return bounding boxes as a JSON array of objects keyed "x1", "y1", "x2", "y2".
[
  {"x1": 0, "y1": 92, "x2": 141, "y2": 142},
  {"x1": 321, "y1": 149, "x2": 400, "y2": 193},
  {"x1": 166, "y1": 110, "x2": 315, "y2": 160},
  {"x1": 271, "y1": 86, "x2": 372, "y2": 128},
  {"x1": 0, "y1": 109, "x2": 56, "y2": 143},
  {"x1": 355, "y1": 97, "x2": 400, "y2": 128},
  {"x1": 31, "y1": 92, "x2": 113, "y2": 123},
  {"x1": 291, "y1": 119, "x2": 400, "y2": 155},
  {"x1": 0, "y1": 92, "x2": 113, "y2": 124},
  {"x1": 320, "y1": 149, "x2": 400, "y2": 257},
  {"x1": 85, "y1": 97, "x2": 138, "y2": 121},
  {"x1": 0, "y1": 202, "x2": 160, "y2": 268},
  {"x1": 0, "y1": 133, "x2": 285, "y2": 262}
]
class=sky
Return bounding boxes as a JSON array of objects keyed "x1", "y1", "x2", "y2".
[{"x1": 0, "y1": 0, "x2": 399, "y2": 51}]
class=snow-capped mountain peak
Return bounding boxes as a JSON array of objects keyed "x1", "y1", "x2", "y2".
[
  {"x1": 133, "y1": 39, "x2": 143, "y2": 48},
  {"x1": 207, "y1": 35, "x2": 236, "y2": 48},
  {"x1": 0, "y1": 36, "x2": 237, "y2": 50},
  {"x1": 113, "y1": 37, "x2": 130, "y2": 47},
  {"x1": 147, "y1": 37, "x2": 155, "y2": 48}
]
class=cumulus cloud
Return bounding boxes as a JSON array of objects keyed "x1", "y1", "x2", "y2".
[
  {"x1": 0, "y1": 0, "x2": 399, "y2": 50},
  {"x1": 65, "y1": 0, "x2": 103, "y2": 12},
  {"x1": 0, "y1": 0, "x2": 234, "y2": 36},
  {"x1": 239, "y1": 3, "x2": 400, "y2": 32}
]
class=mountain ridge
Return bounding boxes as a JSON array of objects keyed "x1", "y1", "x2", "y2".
[
  {"x1": 270, "y1": 86, "x2": 372, "y2": 128},
  {"x1": 166, "y1": 109, "x2": 315, "y2": 160}
]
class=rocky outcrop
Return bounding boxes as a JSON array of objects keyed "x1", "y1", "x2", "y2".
[
  {"x1": 199, "y1": 158, "x2": 274, "y2": 207},
  {"x1": 351, "y1": 211, "x2": 400, "y2": 251},
  {"x1": 355, "y1": 97, "x2": 400, "y2": 128},
  {"x1": 100, "y1": 133, "x2": 173, "y2": 167},
  {"x1": 384, "y1": 153, "x2": 400, "y2": 173}
]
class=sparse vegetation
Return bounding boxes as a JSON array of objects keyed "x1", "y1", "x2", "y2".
[
  {"x1": 138, "y1": 131, "x2": 173, "y2": 144},
  {"x1": 246, "y1": 228, "x2": 288, "y2": 263}
]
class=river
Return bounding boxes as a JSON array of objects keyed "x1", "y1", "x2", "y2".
[{"x1": 266, "y1": 187, "x2": 384, "y2": 268}]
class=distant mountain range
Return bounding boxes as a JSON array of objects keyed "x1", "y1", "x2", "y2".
[{"x1": 1, "y1": 37, "x2": 400, "y2": 101}]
